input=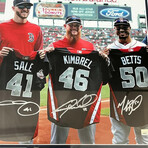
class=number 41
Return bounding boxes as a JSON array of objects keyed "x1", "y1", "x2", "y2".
[{"x1": 6, "y1": 73, "x2": 33, "y2": 98}]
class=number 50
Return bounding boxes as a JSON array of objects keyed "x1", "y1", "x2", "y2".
[{"x1": 120, "y1": 67, "x2": 148, "y2": 88}]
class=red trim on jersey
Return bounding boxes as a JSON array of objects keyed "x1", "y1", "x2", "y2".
[
  {"x1": 14, "y1": 49, "x2": 37, "y2": 60},
  {"x1": 83, "y1": 83, "x2": 102, "y2": 126},
  {"x1": 52, "y1": 37, "x2": 95, "y2": 54},
  {"x1": 109, "y1": 85, "x2": 127, "y2": 124},
  {"x1": 33, "y1": 120, "x2": 39, "y2": 139},
  {"x1": 0, "y1": 57, "x2": 3, "y2": 66},
  {"x1": 118, "y1": 46, "x2": 142, "y2": 53},
  {"x1": 48, "y1": 74, "x2": 59, "y2": 121}
]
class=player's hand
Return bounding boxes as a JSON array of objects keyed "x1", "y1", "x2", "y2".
[
  {"x1": 98, "y1": 48, "x2": 110, "y2": 66},
  {"x1": 102, "y1": 47, "x2": 110, "y2": 56},
  {"x1": 38, "y1": 50, "x2": 46, "y2": 59},
  {"x1": 38, "y1": 46, "x2": 55, "y2": 59},
  {"x1": 44, "y1": 46, "x2": 55, "y2": 53},
  {"x1": 98, "y1": 50, "x2": 108, "y2": 59},
  {"x1": 0, "y1": 47, "x2": 13, "y2": 58}
]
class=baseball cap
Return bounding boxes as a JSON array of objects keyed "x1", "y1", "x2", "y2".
[
  {"x1": 13, "y1": 0, "x2": 33, "y2": 6},
  {"x1": 66, "y1": 16, "x2": 81, "y2": 25},
  {"x1": 114, "y1": 18, "x2": 130, "y2": 26}
]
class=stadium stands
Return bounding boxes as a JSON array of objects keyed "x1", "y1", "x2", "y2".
[{"x1": 41, "y1": 26, "x2": 146, "y2": 50}]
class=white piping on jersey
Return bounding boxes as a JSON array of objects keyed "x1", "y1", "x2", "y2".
[
  {"x1": 48, "y1": 77, "x2": 57, "y2": 120},
  {"x1": 113, "y1": 100, "x2": 119, "y2": 121},
  {"x1": 107, "y1": 38, "x2": 146, "y2": 49},
  {"x1": 89, "y1": 93, "x2": 101, "y2": 124},
  {"x1": 114, "y1": 39, "x2": 137, "y2": 49}
]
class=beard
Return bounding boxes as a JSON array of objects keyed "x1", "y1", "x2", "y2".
[
  {"x1": 16, "y1": 11, "x2": 28, "y2": 19},
  {"x1": 66, "y1": 29, "x2": 81, "y2": 45},
  {"x1": 118, "y1": 30, "x2": 130, "y2": 40}
]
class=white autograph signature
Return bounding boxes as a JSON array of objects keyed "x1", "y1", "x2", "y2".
[
  {"x1": 117, "y1": 95, "x2": 143, "y2": 115},
  {"x1": 52, "y1": 94, "x2": 98, "y2": 118},
  {"x1": 0, "y1": 100, "x2": 40, "y2": 116}
]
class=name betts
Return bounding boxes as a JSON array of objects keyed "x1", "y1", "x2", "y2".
[{"x1": 121, "y1": 55, "x2": 141, "y2": 65}]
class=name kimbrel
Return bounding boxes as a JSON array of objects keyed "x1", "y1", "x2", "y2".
[{"x1": 63, "y1": 55, "x2": 92, "y2": 69}]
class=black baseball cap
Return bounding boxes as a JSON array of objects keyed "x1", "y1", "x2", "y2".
[
  {"x1": 13, "y1": 0, "x2": 33, "y2": 6},
  {"x1": 114, "y1": 18, "x2": 130, "y2": 27},
  {"x1": 66, "y1": 16, "x2": 81, "y2": 25}
]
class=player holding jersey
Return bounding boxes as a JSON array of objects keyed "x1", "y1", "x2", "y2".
[
  {"x1": 0, "y1": 0, "x2": 45, "y2": 144},
  {"x1": 0, "y1": 50, "x2": 47, "y2": 142},
  {"x1": 47, "y1": 48, "x2": 110, "y2": 128},
  {"x1": 104, "y1": 18, "x2": 148, "y2": 144},
  {"x1": 44, "y1": 16, "x2": 110, "y2": 144}
]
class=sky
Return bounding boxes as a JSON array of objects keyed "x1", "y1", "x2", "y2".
[{"x1": 1, "y1": 0, "x2": 147, "y2": 29}]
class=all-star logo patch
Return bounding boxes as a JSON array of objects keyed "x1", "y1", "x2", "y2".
[{"x1": 37, "y1": 69, "x2": 45, "y2": 79}]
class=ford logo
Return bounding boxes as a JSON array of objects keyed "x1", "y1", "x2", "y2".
[{"x1": 100, "y1": 8, "x2": 129, "y2": 18}]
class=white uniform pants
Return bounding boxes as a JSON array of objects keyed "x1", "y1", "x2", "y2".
[
  {"x1": 50, "y1": 123, "x2": 96, "y2": 144},
  {"x1": 19, "y1": 139, "x2": 33, "y2": 144},
  {"x1": 110, "y1": 117, "x2": 148, "y2": 144}
]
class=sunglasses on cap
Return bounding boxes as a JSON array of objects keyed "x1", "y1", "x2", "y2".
[
  {"x1": 17, "y1": 5, "x2": 31, "y2": 9},
  {"x1": 114, "y1": 18, "x2": 130, "y2": 26},
  {"x1": 114, "y1": 18, "x2": 129, "y2": 23},
  {"x1": 66, "y1": 16, "x2": 81, "y2": 24}
]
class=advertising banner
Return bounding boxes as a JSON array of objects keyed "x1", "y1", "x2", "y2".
[
  {"x1": 0, "y1": 2, "x2": 5, "y2": 13},
  {"x1": 33, "y1": 2, "x2": 132, "y2": 21},
  {"x1": 33, "y1": 3, "x2": 67, "y2": 18},
  {"x1": 98, "y1": 6, "x2": 132, "y2": 20},
  {"x1": 68, "y1": 4, "x2": 98, "y2": 20},
  {"x1": 39, "y1": 0, "x2": 118, "y2": 5}
]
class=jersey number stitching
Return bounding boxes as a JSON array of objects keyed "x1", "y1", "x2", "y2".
[
  {"x1": 59, "y1": 67, "x2": 90, "y2": 91},
  {"x1": 6, "y1": 73, "x2": 33, "y2": 98}
]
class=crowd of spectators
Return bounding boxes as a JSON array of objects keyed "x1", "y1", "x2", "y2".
[{"x1": 41, "y1": 26, "x2": 146, "y2": 50}]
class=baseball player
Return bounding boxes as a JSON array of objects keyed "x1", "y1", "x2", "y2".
[
  {"x1": 0, "y1": 0, "x2": 45, "y2": 144},
  {"x1": 44, "y1": 16, "x2": 110, "y2": 144},
  {"x1": 104, "y1": 18, "x2": 148, "y2": 144}
]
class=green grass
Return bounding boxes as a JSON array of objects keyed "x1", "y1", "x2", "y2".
[
  {"x1": 40, "y1": 83, "x2": 110, "y2": 116},
  {"x1": 101, "y1": 84, "x2": 110, "y2": 99},
  {"x1": 101, "y1": 108, "x2": 110, "y2": 116},
  {"x1": 40, "y1": 83, "x2": 48, "y2": 106}
]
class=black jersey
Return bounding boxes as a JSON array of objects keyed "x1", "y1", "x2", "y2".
[
  {"x1": 47, "y1": 48, "x2": 110, "y2": 129},
  {"x1": 108, "y1": 39, "x2": 148, "y2": 126},
  {"x1": 0, "y1": 50, "x2": 47, "y2": 141}
]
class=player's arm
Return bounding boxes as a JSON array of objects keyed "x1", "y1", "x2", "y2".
[{"x1": 34, "y1": 27, "x2": 46, "y2": 59}]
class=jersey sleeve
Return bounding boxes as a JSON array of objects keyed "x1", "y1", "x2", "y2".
[{"x1": 34, "y1": 27, "x2": 43, "y2": 51}]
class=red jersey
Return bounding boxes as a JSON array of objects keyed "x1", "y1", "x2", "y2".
[
  {"x1": 51, "y1": 37, "x2": 95, "y2": 54},
  {"x1": 0, "y1": 19, "x2": 43, "y2": 56}
]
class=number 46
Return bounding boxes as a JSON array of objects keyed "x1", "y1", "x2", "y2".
[{"x1": 59, "y1": 67, "x2": 90, "y2": 91}]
